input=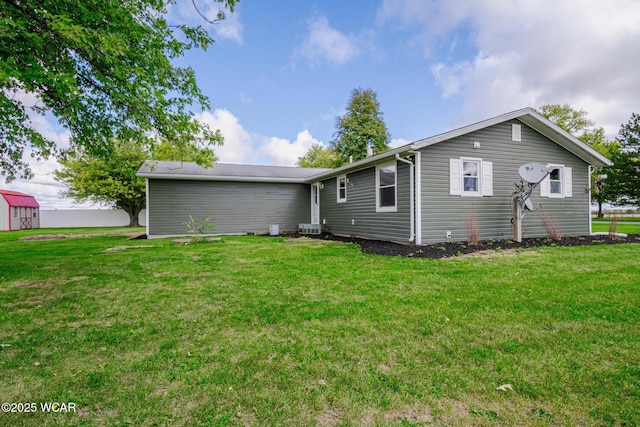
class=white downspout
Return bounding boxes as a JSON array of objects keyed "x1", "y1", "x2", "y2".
[
  {"x1": 396, "y1": 154, "x2": 415, "y2": 243},
  {"x1": 588, "y1": 165, "x2": 593, "y2": 235},
  {"x1": 145, "y1": 178, "x2": 150, "y2": 237}
]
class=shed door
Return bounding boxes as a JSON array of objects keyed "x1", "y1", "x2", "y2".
[
  {"x1": 20, "y1": 207, "x2": 33, "y2": 229},
  {"x1": 311, "y1": 183, "x2": 320, "y2": 224}
]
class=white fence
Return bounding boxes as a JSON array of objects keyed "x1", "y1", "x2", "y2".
[{"x1": 40, "y1": 209, "x2": 146, "y2": 228}]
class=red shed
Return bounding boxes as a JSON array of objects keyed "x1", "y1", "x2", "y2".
[{"x1": 0, "y1": 190, "x2": 40, "y2": 231}]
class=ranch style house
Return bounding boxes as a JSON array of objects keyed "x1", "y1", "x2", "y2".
[{"x1": 137, "y1": 108, "x2": 612, "y2": 244}]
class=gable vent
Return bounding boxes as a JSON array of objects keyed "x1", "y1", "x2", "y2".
[{"x1": 512, "y1": 124, "x2": 522, "y2": 142}]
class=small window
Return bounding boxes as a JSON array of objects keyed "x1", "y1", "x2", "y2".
[
  {"x1": 376, "y1": 162, "x2": 397, "y2": 212},
  {"x1": 14, "y1": 207, "x2": 18, "y2": 218},
  {"x1": 337, "y1": 175, "x2": 347, "y2": 203},
  {"x1": 33, "y1": 211, "x2": 37, "y2": 218},
  {"x1": 549, "y1": 168, "x2": 562, "y2": 194},
  {"x1": 540, "y1": 164, "x2": 572, "y2": 198},
  {"x1": 463, "y1": 160, "x2": 480, "y2": 193}
]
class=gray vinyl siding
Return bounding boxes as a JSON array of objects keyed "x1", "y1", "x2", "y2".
[
  {"x1": 420, "y1": 119, "x2": 591, "y2": 243},
  {"x1": 147, "y1": 180, "x2": 311, "y2": 236},
  {"x1": 319, "y1": 161, "x2": 412, "y2": 242}
]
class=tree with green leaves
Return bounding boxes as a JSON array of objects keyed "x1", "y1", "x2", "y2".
[
  {"x1": 538, "y1": 103, "x2": 623, "y2": 215},
  {"x1": 538, "y1": 103, "x2": 608, "y2": 145},
  {"x1": 1, "y1": 0, "x2": 236, "y2": 182},
  {"x1": 296, "y1": 143, "x2": 339, "y2": 168},
  {"x1": 54, "y1": 139, "x2": 217, "y2": 226},
  {"x1": 614, "y1": 113, "x2": 640, "y2": 206},
  {"x1": 538, "y1": 104, "x2": 595, "y2": 136},
  {"x1": 330, "y1": 88, "x2": 390, "y2": 166}
]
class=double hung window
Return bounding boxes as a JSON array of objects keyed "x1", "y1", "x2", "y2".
[{"x1": 376, "y1": 162, "x2": 397, "y2": 212}]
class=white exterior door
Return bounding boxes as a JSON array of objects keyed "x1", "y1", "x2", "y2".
[{"x1": 311, "y1": 183, "x2": 320, "y2": 224}]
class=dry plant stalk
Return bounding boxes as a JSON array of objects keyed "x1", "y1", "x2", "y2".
[
  {"x1": 465, "y1": 212, "x2": 480, "y2": 246},
  {"x1": 541, "y1": 213, "x2": 562, "y2": 241},
  {"x1": 608, "y1": 217, "x2": 618, "y2": 238}
]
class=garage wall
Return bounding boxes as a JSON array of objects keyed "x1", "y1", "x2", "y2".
[{"x1": 147, "y1": 180, "x2": 311, "y2": 236}]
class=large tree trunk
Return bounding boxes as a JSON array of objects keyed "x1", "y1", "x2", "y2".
[
  {"x1": 597, "y1": 201, "x2": 604, "y2": 218},
  {"x1": 122, "y1": 204, "x2": 143, "y2": 227}
]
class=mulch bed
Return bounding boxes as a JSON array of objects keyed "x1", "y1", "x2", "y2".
[{"x1": 299, "y1": 232, "x2": 640, "y2": 259}]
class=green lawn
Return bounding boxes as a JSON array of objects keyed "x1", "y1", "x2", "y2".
[
  {"x1": 1, "y1": 229, "x2": 639, "y2": 426},
  {"x1": 593, "y1": 217, "x2": 640, "y2": 223},
  {"x1": 592, "y1": 222, "x2": 640, "y2": 235}
]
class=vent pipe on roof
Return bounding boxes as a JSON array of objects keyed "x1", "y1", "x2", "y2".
[{"x1": 366, "y1": 145, "x2": 373, "y2": 157}]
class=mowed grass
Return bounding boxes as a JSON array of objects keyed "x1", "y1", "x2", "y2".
[
  {"x1": 593, "y1": 217, "x2": 640, "y2": 223},
  {"x1": 591, "y1": 222, "x2": 640, "y2": 235},
  {"x1": 0, "y1": 229, "x2": 639, "y2": 426}
]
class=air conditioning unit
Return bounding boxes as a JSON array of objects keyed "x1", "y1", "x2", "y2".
[{"x1": 298, "y1": 223, "x2": 321, "y2": 235}]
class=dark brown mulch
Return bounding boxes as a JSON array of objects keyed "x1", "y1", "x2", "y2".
[{"x1": 300, "y1": 233, "x2": 640, "y2": 259}]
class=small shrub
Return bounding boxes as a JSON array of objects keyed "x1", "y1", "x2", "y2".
[
  {"x1": 465, "y1": 212, "x2": 480, "y2": 246},
  {"x1": 183, "y1": 215, "x2": 216, "y2": 243},
  {"x1": 541, "y1": 213, "x2": 562, "y2": 241}
]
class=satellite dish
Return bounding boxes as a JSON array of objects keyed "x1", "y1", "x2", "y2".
[
  {"x1": 524, "y1": 198, "x2": 534, "y2": 211},
  {"x1": 518, "y1": 162, "x2": 550, "y2": 184}
]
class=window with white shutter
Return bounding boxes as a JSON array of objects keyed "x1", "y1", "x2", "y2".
[
  {"x1": 450, "y1": 158, "x2": 493, "y2": 197},
  {"x1": 540, "y1": 164, "x2": 572, "y2": 198}
]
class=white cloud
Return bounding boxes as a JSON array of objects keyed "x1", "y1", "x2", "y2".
[
  {"x1": 0, "y1": 90, "x2": 94, "y2": 209},
  {"x1": 196, "y1": 109, "x2": 324, "y2": 166},
  {"x1": 297, "y1": 15, "x2": 361, "y2": 66},
  {"x1": 260, "y1": 130, "x2": 323, "y2": 166},
  {"x1": 6, "y1": 108, "x2": 327, "y2": 208},
  {"x1": 390, "y1": 137, "x2": 411, "y2": 148},
  {"x1": 1, "y1": 148, "x2": 101, "y2": 210},
  {"x1": 379, "y1": 0, "x2": 640, "y2": 135},
  {"x1": 196, "y1": 109, "x2": 255, "y2": 164},
  {"x1": 167, "y1": 1, "x2": 243, "y2": 44}
]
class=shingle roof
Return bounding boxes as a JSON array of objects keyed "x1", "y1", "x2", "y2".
[
  {"x1": 137, "y1": 161, "x2": 331, "y2": 183},
  {"x1": 137, "y1": 108, "x2": 612, "y2": 184},
  {"x1": 0, "y1": 190, "x2": 40, "y2": 208}
]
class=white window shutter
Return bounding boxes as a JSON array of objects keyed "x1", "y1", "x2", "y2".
[
  {"x1": 482, "y1": 161, "x2": 493, "y2": 196},
  {"x1": 450, "y1": 158, "x2": 461, "y2": 195},
  {"x1": 540, "y1": 175, "x2": 550, "y2": 197},
  {"x1": 563, "y1": 167, "x2": 572, "y2": 197}
]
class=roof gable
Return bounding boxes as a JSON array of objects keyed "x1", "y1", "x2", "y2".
[{"x1": 412, "y1": 108, "x2": 612, "y2": 167}]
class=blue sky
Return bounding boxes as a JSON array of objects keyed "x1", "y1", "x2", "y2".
[{"x1": 4, "y1": 0, "x2": 640, "y2": 208}]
